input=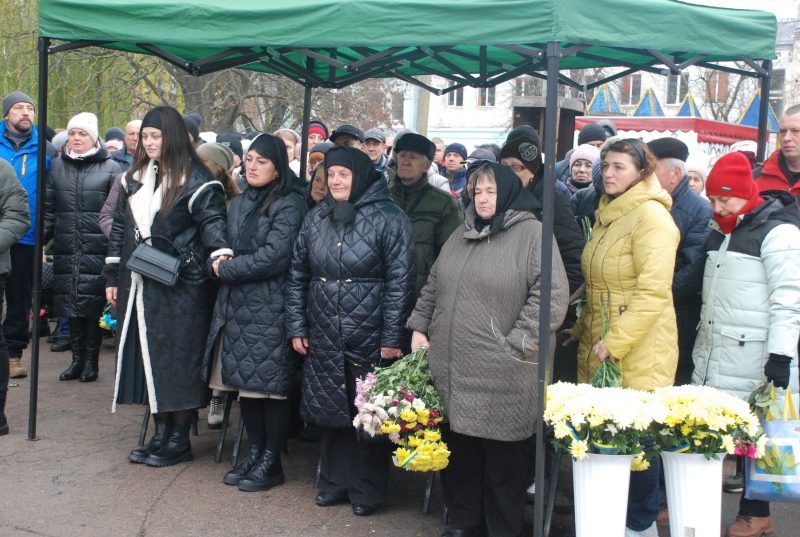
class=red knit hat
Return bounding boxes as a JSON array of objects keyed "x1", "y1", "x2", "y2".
[{"x1": 706, "y1": 151, "x2": 755, "y2": 200}]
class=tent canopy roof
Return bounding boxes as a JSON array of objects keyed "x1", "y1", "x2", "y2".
[{"x1": 39, "y1": 0, "x2": 777, "y2": 91}]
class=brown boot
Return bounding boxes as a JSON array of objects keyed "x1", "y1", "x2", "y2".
[
  {"x1": 726, "y1": 516, "x2": 774, "y2": 537},
  {"x1": 9, "y1": 357, "x2": 27, "y2": 379}
]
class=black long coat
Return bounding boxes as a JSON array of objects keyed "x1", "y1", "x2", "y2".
[
  {"x1": 203, "y1": 186, "x2": 306, "y2": 395},
  {"x1": 105, "y1": 160, "x2": 229, "y2": 413},
  {"x1": 44, "y1": 149, "x2": 118, "y2": 316},
  {"x1": 285, "y1": 180, "x2": 416, "y2": 428}
]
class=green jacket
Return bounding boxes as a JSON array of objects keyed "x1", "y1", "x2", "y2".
[
  {"x1": 389, "y1": 175, "x2": 461, "y2": 297},
  {"x1": 0, "y1": 159, "x2": 30, "y2": 275}
]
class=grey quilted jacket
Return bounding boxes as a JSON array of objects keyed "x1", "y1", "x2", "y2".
[
  {"x1": 285, "y1": 179, "x2": 416, "y2": 428},
  {"x1": 406, "y1": 206, "x2": 569, "y2": 441},
  {"x1": 203, "y1": 186, "x2": 307, "y2": 395}
]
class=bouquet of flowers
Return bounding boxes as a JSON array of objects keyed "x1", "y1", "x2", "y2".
[
  {"x1": 99, "y1": 303, "x2": 117, "y2": 331},
  {"x1": 650, "y1": 385, "x2": 765, "y2": 460},
  {"x1": 544, "y1": 382, "x2": 660, "y2": 470},
  {"x1": 353, "y1": 348, "x2": 450, "y2": 472}
]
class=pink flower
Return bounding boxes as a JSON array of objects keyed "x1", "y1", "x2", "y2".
[{"x1": 391, "y1": 399, "x2": 400, "y2": 406}]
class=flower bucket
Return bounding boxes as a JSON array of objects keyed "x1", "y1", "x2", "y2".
[
  {"x1": 661, "y1": 450, "x2": 724, "y2": 537},
  {"x1": 572, "y1": 453, "x2": 634, "y2": 537}
]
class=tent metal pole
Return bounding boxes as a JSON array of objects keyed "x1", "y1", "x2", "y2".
[
  {"x1": 533, "y1": 40, "x2": 560, "y2": 537},
  {"x1": 757, "y1": 60, "x2": 772, "y2": 163},
  {"x1": 299, "y1": 85, "x2": 313, "y2": 180},
  {"x1": 28, "y1": 36, "x2": 50, "y2": 441}
]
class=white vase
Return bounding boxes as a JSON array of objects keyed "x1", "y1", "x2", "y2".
[
  {"x1": 572, "y1": 453, "x2": 635, "y2": 537},
  {"x1": 661, "y1": 451, "x2": 724, "y2": 537}
]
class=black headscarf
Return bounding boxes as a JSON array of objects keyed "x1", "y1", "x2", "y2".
[
  {"x1": 235, "y1": 133, "x2": 296, "y2": 252},
  {"x1": 323, "y1": 146, "x2": 381, "y2": 224},
  {"x1": 467, "y1": 161, "x2": 538, "y2": 235}
]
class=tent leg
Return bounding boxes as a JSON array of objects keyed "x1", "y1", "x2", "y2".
[
  {"x1": 28, "y1": 36, "x2": 50, "y2": 441},
  {"x1": 756, "y1": 60, "x2": 772, "y2": 164},
  {"x1": 298, "y1": 85, "x2": 313, "y2": 180},
  {"x1": 533, "y1": 40, "x2": 560, "y2": 537}
]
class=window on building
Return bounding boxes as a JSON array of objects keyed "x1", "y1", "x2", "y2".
[
  {"x1": 477, "y1": 86, "x2": 496, "y2": 107},
  {"x1": 446, "y1": 81, "x2": 463, "y2": 107},
  {"x1": 514, "y1": 76, "x2": 543, "y2": 97},
  {"x1": 706, "y1": 71, "x2": 730, "y2": 103},
  {"x1": 620, "y1": 74, "x2": 642, "y2": 105},
  {"x1": 666, "y1": 72, "x2": 689, "y2": 105}
]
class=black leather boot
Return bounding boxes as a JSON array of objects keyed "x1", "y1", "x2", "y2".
[
  {"x1": 237, "y1": 450, "x2": 285, "y2": 492},
  {"x1": 59, "y1": 317, "x2": 86, "y2": 381},
  {"x1": 224, "y1": 397, "x2": 267, "y2": 485},
  {"x1": 0, "y1": 390, "x2": 8, "y2": 436},
  {"x1": 129, "y1": 413, "x2": 172, "y2": 463},
  {"x1": 80, "y1": 317, "x2": 101, "y2": 382},
  {"x1": 144, "y1": 410, "x2": 194, "y2": 467}
]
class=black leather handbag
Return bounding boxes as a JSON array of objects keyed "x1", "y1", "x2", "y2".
[{"x1": 127, "y1": 231, "x2": 182, "y2": 287}]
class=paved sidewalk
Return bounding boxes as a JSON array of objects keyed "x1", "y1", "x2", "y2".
[{"x1": 1, "y1": 342, "x2": 798, "y2": 536}]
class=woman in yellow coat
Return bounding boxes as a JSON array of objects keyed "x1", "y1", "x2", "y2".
[{"x1": 568, "y1": 138, "x2": 680, "y2": 537}]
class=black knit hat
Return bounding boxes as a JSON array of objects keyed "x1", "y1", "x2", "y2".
[
  {"x1": 500, "y1": 135, "x2": 542, "y2": 174},
  {"x1": 578, "y1": 123, "x2": 607, "y2": 145},
  {"x1": 505, "y1": 124, "x2": 541, "y2": 146}
]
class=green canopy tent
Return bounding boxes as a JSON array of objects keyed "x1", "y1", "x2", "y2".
[{"x1": 33, "y1": 2, "x2": 777, "y2": 534}]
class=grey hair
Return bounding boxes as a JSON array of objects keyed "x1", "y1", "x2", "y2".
[{"x1": 665, "y1": 157, "x2": 687, "y2": 177}]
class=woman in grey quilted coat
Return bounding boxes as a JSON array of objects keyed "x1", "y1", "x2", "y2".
[
  {"x1": 407, "y1": 162, "x2": 569, "y2": 537},
  {"x1": 203, "y1": 134, "x2": 306, "y2": 492}
]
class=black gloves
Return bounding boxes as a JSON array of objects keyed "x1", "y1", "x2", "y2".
[{"x1": 764, "y1": 354, "x2": 792, "y2": 389}]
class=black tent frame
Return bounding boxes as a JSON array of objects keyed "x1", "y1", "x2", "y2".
[{"x1": 31, "y1": 35, "x2": 773, "y2": 537}]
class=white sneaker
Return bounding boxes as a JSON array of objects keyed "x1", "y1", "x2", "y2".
[
  {"x1": 207, "y1": 396, "x2": 224, "y2": 429},
  {"x1": 625, "y1": 522, "x2": 658, "y2": 537}
]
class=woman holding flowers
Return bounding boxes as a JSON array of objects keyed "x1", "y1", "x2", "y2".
[
  {"x1": 407, "y1": 161, "x2": 569, "y2": 537},
  {"x1": 692, "y1": 151, "x2": 800, "y2": 537},
  {"x1": 567, "y1": 139, "x2": 679, "y2": 536},
  {"x1": 286, "y1": 146, "x2": 415, "y2": 516}
]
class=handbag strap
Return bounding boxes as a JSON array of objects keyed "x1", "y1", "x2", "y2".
[{"x1": 134, "y1": 227, "x2": 182, "y2": 257}]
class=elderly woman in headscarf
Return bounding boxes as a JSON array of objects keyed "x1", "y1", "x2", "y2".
[
  {"x1": 204, "y1": 133, "x2": 307, "y2": 492},
  {"x1": 286, "y1": 146, "x2": 416, "y2": 516},
  {"x1": 407, "y1": 161, "x2": 569, "y2": 537}
]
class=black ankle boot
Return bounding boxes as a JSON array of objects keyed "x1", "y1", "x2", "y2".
[
  {"x1": 223, "y1": 443, "x2": 264, "y2": 486},
  {"x1": 144, "y1": 410, "x2": 194, "y2": 467},
  {"x1": 0, "y1": 391, "x2": 8, "y2": 436},
  {"x1": 60, "y1": 317, "x2": 86, "y2": 381},
  {"x1": 129, "y1": 413, "x2": 172, "y2": 463},
  {"x1": 237, "y1": 451, "x2": 285, "y2": 492},
  {"x1": 80, "y1": 318, "x2": 101, "y2": 382}
]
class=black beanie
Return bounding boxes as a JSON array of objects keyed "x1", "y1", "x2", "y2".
[
  {"x1": 394, "y1": 132, "x2": 436, "y2": 160},
  {"x1": 578, "y1": 123, "x2": 607, "y2": 145},
  {"x1": 506, "y1": 124, "x2": 541, "y2": 146},
  {"x1": 500, "y1": 135, "x2": 542, "y2": 174}
]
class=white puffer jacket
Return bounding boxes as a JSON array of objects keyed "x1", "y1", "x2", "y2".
[{"x1": 692, "y1": 195, "x2": 800, "y2": 400}]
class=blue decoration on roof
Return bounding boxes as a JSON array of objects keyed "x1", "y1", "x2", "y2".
[{"x1": 633, "y1": 88, "x2": 665, "y2": 117}]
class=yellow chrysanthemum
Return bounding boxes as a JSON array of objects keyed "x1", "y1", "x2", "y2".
[{"x1": 570, "y1": 440, "x2": 589, "y2": 459}]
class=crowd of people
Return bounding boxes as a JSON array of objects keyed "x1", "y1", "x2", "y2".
[{"x1": 1, "y1": 87, "x2": 799, "y2": 537}]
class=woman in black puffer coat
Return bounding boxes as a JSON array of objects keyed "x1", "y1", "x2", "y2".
[
  {"x1": 44, "y1": 112, "x2": 118, "y2": 383},
  {"x1": 286, "y1": 146, "x2": 416, "y2": 516},
  {"x1": 203, "y1": 134, "x2": 306, "y2": 492}
]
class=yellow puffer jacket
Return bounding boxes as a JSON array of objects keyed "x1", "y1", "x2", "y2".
[{"x1": 574, "y1": 174, "x2": 680, "y2": 390}]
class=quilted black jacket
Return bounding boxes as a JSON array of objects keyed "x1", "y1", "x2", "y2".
[
  {"x1": 285, "y1": 179, "x2": 416, "y2": 428},
  {"x1": 204, "y1": 186, "x2": 307, "y2": 395},
  {"x1": 43, "y1": 148, "x2": 118, "y2": 316}
]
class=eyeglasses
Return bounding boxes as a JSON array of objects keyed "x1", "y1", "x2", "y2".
[{"x1": 502, "y1": 163, "x2": 527, "y2": 172}]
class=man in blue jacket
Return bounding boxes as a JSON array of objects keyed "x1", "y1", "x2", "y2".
[
  {"x1": 0, "y1": 91, "x2": 55, "y2": 379},
  {"x1": 648, "y1": 137, "x2": 712, "y2": 386}
]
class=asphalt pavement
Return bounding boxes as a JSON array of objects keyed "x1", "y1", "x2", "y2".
[{"x1": 1, "y1": 339, "x2": 798, "y2": 536}]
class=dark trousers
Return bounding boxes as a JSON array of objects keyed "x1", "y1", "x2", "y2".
[
  {"x1": 2, "y1": 244, "x2": 34, "y2": 358},
  {"x1": 740, "y1": 470, "x2": 770, "y2": 517},
  {"x1": 0, "y1": 275, "x2": 9, "y2": 393},
  {"x1": 675, "y1": 301, "x2": 701, "y2": 385},
  {"x1": 626, "y1": 437, "x2": 661, "y2": 531},
  {"x1": 441, "y1": 429, "x2": 533, "y2": 537},
  {"x1": 318, "y1": 426, "x2": 392, "y2": 507}
]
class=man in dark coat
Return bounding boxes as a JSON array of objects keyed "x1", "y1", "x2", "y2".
[
  {"x1": 0, "y1": 159, "x2": 30, "y2": 435},
  {"x1": 648, "y1": 137, "x2": 712, "y2": 385},
  {"x1": 388, "y1": 133, "x2": 461, "y2": 302},
  {"x1": 109, "y1": 119, "x2": 141, "y2": 172}
]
